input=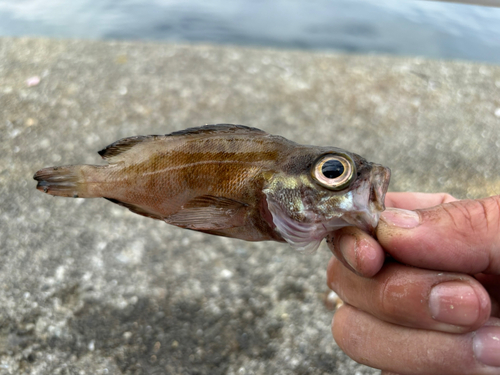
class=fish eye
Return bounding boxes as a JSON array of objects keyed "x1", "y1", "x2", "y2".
[{"x1": 312, "y1": 154, "x2": 355, "y2": 190}]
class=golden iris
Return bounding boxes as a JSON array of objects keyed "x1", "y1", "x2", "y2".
[{"x1": 312, "y1": 154, "x2": 355, "y2": 190}]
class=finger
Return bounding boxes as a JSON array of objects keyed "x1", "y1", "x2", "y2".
[
  {"x1": 327, "y1": 257, "x2": 491, "y2": 333},
  {"x1": 326, "y1": 227, "x2": 385, "y2": 277},
  {"x1": 332, "y1": 304, "x2": 500, "y2": 374},
  {"x1": 377, "y1": 196, "x2": 500, "y2": 274},
  {"x1": 385, "y1": 192, "x2": 457, "y2": 210}
]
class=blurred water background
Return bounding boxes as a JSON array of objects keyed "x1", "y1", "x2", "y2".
[{"x1": 0, "y1": 0, "x2": 499, "y2": 64}]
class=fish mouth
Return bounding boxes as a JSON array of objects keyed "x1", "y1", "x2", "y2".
[{"x1": 342, "y1": 164, "x2": 391, "y2": 235}]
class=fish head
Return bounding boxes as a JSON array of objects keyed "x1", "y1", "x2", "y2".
[{"x1": 263, "y1": 146, "x2": 390, "y2": 252}]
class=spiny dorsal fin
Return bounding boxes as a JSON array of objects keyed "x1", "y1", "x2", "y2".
[
  {"x1": 98, "y1": 135, "x2": 154, "y2": 160},
  {"x1": 98, "y1": 124, "x2": 266, "y2": 161},
  {"x1": 166, "y1": 124, "x2": 267, "y2": 137}
]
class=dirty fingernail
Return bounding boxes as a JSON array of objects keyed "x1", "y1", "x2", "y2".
[
  {"x1": 381, "y1": 208, "x2": 420, "y2": 229},
  {"x1": 473, "y1": 325, "x2": 500, "y2": 367},
  {"x1": 429, "y1": 282, "x2": 479, "y2": 327},
  {"x1": 338, "y1": 234, "x2": 357, "y2": 271}
]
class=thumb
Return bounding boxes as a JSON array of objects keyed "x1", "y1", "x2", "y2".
[{"x1": 376, "y1": 196, "x2": 500, "y2": 275}]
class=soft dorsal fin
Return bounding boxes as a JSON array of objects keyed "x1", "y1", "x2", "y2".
[
  {"x1": 166, "y1": 124, "x2": 267, "y2": 137},
  {"x1": 98, "y1": 135, "x2": 154, "y2": 160},
  {"x1": 98, "y1": 124, "x2": 267, "y2": 162}
]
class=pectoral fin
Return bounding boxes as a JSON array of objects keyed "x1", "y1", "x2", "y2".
[{"x1": 164, "y1": 195, "x2": 248, "y2": 230}]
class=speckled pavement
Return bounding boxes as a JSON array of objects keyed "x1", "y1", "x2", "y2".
[{"x1": 1, "y1": 37, "x2": 499, "y2": 375}]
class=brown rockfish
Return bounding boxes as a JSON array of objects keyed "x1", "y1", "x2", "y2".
[{"x1": 34, "y1": 124, "x2": 390, "y2": 252}]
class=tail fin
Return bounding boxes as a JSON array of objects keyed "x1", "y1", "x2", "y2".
[{"x1": 34, "y1": 165, "x2": 90, "y2": 198}]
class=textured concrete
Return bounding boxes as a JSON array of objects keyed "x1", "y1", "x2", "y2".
[{"x1": 1, "y1": 37, "x2": 499, "y2": 375}]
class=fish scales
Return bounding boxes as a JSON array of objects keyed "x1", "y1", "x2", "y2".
[
  {"x1": 34, "y1": 124, "x2": 390, "y2": 252},
  {"x1": 98, "y1": 132, "x2": 290, "y2": 221}
]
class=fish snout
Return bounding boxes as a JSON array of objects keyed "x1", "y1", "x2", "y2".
[{"x1": 341, "y1": 163, "x2": 391, "y2": 236}]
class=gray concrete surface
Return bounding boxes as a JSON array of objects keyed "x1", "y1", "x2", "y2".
[{"x1": 1, "y1": 37, "x2": 499, "y2": 375}]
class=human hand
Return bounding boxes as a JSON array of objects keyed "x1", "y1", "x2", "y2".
[{"x1": 326, "y1": 192, "x2": 500, "y2": 375}]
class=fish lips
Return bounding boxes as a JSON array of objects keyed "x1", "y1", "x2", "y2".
[{"x1": 341, "y1": 164, "x2": 391, "y2": 236}]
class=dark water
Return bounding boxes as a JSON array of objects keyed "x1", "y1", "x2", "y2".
[{"x1": 0, "y1": 0, "x2": 499, "y2": 64}]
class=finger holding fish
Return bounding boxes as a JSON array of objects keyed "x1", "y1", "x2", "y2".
[
  {"x1": 326, "y1": 227, "x2": 384, "y2": 278},
  {"x1": 327, "y1": 192, "x2": 459, "y2": 278},
  {"x1": 327, "y1": 191, "x2": 500, "y2": 374}
]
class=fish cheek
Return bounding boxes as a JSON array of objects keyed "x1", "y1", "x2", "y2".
[
  {"x1": 312, "y1": 191, "x2": 353, "y2": 219},
  {"x1": 263, "y1": 175, "x2": 309, "y2": 222},
  {"x1": 263, "y1": 177, "x2": 334, "y2": 252}
]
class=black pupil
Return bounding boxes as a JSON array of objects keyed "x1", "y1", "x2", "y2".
[{"x1": 322, "y1": 159, "x2": 345, "y2": 179}]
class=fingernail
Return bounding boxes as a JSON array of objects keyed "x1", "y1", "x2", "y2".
[
  {"x1": 429, "y1": 282, "x2": 479, "y2": 326},
  {"x1": 381, "y1": 208, "x2": 420, "y2": 229},
  {"x1": 338, "y1": 234, "x2": 357, "y2": 271},
  {"x1": 473, "y1": 325, "x2": 500, "y2": 367}
]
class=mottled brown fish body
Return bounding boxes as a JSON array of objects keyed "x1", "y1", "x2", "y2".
[
  {"x1": 34, "y1": 125, "x2": 390, "y2": 252},
  {"x1": 97, "y1": 126, "x2": 296, "y2": 241}
]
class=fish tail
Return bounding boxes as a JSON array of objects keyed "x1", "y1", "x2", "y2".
[{"x1": 33, "y1": 165, "x2": 97, "y2": 198}]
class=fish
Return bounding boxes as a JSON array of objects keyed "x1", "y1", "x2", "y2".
[{"x1": 33, "y1": 124, "x2": 390, "y2": 252}]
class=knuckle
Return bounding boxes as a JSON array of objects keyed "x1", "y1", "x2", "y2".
[{"x1": 439, "y1": 197, "x2": 500, "y2": 238}]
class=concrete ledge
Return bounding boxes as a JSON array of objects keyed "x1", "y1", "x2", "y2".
[{"x1": 1, "y1": 37, "x2": 499, "y2": 374}]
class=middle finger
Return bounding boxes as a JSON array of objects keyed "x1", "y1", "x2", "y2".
[{"x1": 327, "y1": 257, "x2": 491, "y2": 333}]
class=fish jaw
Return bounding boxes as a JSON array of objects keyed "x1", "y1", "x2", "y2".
[{"x1": 339, "y1": 164, "x2": 391, "y2": 235}]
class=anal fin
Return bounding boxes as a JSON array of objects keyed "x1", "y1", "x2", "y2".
[
  {"x1": 164, "y1": 195, "x2": 248, "y2": 230},
  {"x1": 104, "y1": 198, "x2": 164, "y2": 221}
]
